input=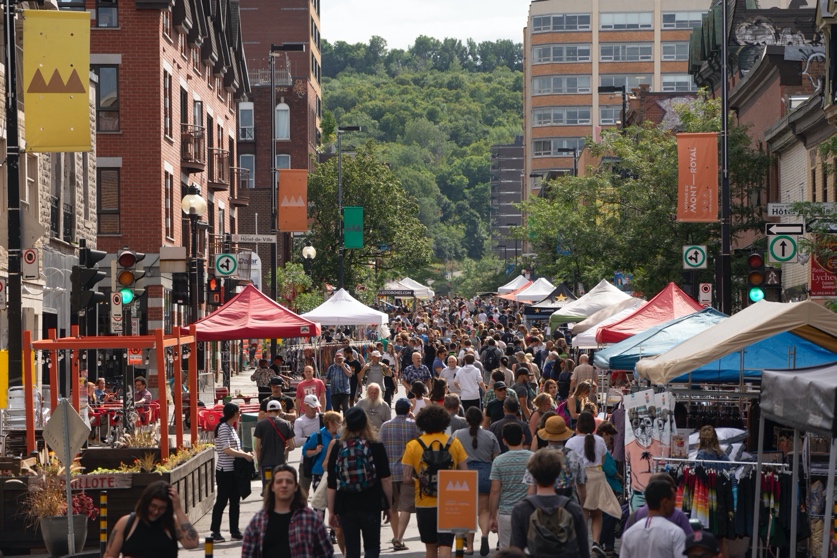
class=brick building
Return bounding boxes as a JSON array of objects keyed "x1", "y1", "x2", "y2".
[{"x1": 236, "y1": 0, "x2": 321, "y2": 280}]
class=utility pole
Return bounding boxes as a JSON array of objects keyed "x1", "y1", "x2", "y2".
[{"x1": 719, "y1": 0, "x2": 732, "y2": 315}]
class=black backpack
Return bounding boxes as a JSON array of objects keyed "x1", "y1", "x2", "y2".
[
  {"x1": 483, "y1": 347, "x2": 501, "y2": 373},
  {"x1": 416, "y1": 437, "x2": 454, "y2": 498},
  {"x1": 525, "y1": 495, "x2": 580, "y2": 558}
]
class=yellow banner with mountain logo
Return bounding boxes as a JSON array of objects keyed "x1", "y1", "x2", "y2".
[{"x1": 23, "y1": 10, "x2": 91, "y2": 152}]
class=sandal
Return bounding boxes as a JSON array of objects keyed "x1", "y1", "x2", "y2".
[{"x1": 392, "y1": 539, "x2": 408, "y2": 551}]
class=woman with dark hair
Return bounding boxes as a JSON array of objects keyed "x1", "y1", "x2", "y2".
[
  {"x1": 210, "y1": 402, "x2": 254, "y2": 542},
  {"x1": 104, "y1": 481, "x2": 199, "y2": 558},
  {"x1": 429, "y1": 377, "x2": 448, "y2": 405},
  {"x1": 410, "y1": 381, "x2": 431, "y2": 414},
  {"x1": 453, "y1": 407, "x2": 500, "y2": 555},
  {"x1": 529, "y1": 410, "x2": 557, "y2": 451},
  {"x1": 565, "y1": 411, "x2": 621, "y2": 557},
  {"x1": 241, "y1": 464, "x2": 333, "y2": 558}
]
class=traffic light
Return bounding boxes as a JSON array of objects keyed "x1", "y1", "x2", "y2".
[
  {"x1": 207, "y1": 276, "x2": 222, "y2": 306},
  {"x1": 172, "y1": 272, "x2": 189, "y2": 305},
  {"x1": 747, "y1": 252, "x2": 766, "y2": 303},
  {"x1": 224, "y1": 278, "x2": 240, "y2": 303},
  {"x1": 71, "y1": 244, "x2": 107, "y2": 316},
  {"x1": 115, "y1": 249, "x2": 146, "y2": 304}
]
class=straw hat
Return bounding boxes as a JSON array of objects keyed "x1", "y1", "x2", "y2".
[{"x1": 538, "y1": 415, "x2": 574, "y2": 442}]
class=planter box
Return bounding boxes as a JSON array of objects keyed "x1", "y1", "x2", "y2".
[{"x1": 0, "y1": 448, "x2": 215, "y2": 554}]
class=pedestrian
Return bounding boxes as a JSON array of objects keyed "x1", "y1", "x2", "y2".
[
  {"x1": 210, "y1": 403, "x2": 253, "y2": 542},
  {"x1": 570, "y1": 354, "x2": 597, "y2": 393},
  {"x1": 429, "y1": 377, "x2": 449, "y2": 405},
  {"x1": 683, "y1": 530, "x2": 723, "y2": 558},
  {"x1": 325, "y1": 352, "x2": 352, "y2": 414},
  {"x1": 379, "y1": 398, "x2": 420, "y2": 552},
  {"x1": 343, "y1": 347, "x2": 364, "y2": 406},
  {"x1": 439, "y1": 355, "x2": 461, "y2": 395},
  {"x1": 258, "y1": 377, "x2": 296, "y2": 422},
  {"x1": 355, "y1": 382, "x2": 391, "y2": 431},
  {"x1": 295, "y1": 365, "x2": 326, "y2": 412},
  {"x1": 401, "y1": 351, "x2": 433, "y2": 392},
  {"x1": 620, "y1": 480, "x2": 686, "y2": 558},
  {"x1": 401, "y1": 405, "x2": 469, "y2": 558},
  {"x1": 489, "y1": 398, "x2": 532, "y2": 453},
  {"x1": 301, "y1": 410, "x2": 343, "y2": 495},
  {"x1": 410, "y1": 381, "x2": 431, "y2": 415},
  {"x1": 454, "y1": 407, "x2": 500, "y2": 555},
  {"x1": 523, "y1": 415, "x2": 587, "y2": 504},
  {"x1": 443, "y1": 393, "x2": 468, "y2": 433},
  {"x1": 510, "y1": 368, "x2": 534, "y2": 421},
  {"x1": 695, "y1": 425, "x2": 732, "y2": 470},
  {"x1": 488, "y1": 423, "x2": 533, "y2": 550},
  {"x1": 327, "y1": 407, "x2": 393, "y2": 558},
  {"x1": 567, "y1": 381, "x2": 592, "y2": 429},
  {"x1": 361, "y1": 351, "x2": 393, "y2": 404},
  {"x1": 253, "y1": 400, "x2": 295, "y2": 486},
  {"x1": 597, "y1": 421, "x2": 624, "y2": 557},
  {"x1": 564, "y1": 412, "x2": 621, "y2": 557},
  {"x1": 251, "y1": 359, "x2": 273, "y2": 403},
  {"x1": 454, "y1": 353, "x2": 486, "y2": 411},
  {"x1": 241, "y1": 464, "x2": 334, "y2": 558},
  {"x1": 529, "y1": 411, "x2": 556, "y2": 451},
  {"x1": 557, "y1": 358, "x2": 574, "y2": 401},
  {"x1": 509, "y1": 449, "x2": 589, "y2": 558},
  {"x1": 294, "y1": 394, "x2": 323, "y2": 496},
  {"x1": 623, "y1": 472, "x2": 693, "y2": 535},
  {"x1": 528, "y1": 393, "x2": 555, "y2": 438},
  {"x1": 104, "y1": 481, "x2": 199, "y2": 557}
]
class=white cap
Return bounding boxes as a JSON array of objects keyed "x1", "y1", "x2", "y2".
[
  {"x1": 304, "y1": 394, "x2": 322, "y2": 409},
  {"x1": 266, "y1": 400, "x2": 282, "y2": 411}
]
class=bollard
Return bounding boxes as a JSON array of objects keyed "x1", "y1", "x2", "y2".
[
  {"x1": 454, "y1": 532, "x2": 465, "y2": 558},
  {"x1": 99, "y1": 491, "x2": 108, "y2": 557},
  {"x1": 205, "y1": 536, "x2": 214, "y2": 558}
]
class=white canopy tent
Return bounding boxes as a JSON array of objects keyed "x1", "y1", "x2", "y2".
[
  {"x1": 572, "y1": 303, "x2": 647, "y2": 349},
  {"x1": 550, "y1": 279, "x2": 634, "y2": 326},
  {"x1": 301, "y1": 288, "x2": 389, "y2": 326},
  {"x1": 514, "y1": 277, "x2": 556, "y2": 302},
  {"x1": 380, "y1": 278, "x2": 434, "y2": 299},
  {"x1": 498, "y1": 275, "x2": 531, "y2": 294},
  {"x1": 571, "y1": 297, "x2": 644, "y2": 334}
]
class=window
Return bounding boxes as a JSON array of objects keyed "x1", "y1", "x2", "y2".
[
  {"x1": 533, "y1": 138, "x2": 585, "y2": 157},
  {"x1": 92, "y1": 65, "x2": 119, "y2": 131},
  {"x1": 23, "y1": 154, "x2": 37, "y2": 205},
  {"x1": 82, "y1": 154, "x2": 89, "y2": 220},
  {"x1": 533, "y1": 75, "x2": 591, "y2": 94},
  {"x1": 275, "y1": 103, "x2": 290, "y2": 140},
  {"x1": 600, "y1": 44, "x2": 652, "y2": 62},
  {"x1": 600, "y1": 12, "x2": 652, "y2": 30},
  {"x1": 162, "y1": 9, "x2": 172, "y2": 38},
  {"x1": 191, "y1": 47, "x2": 200, "y2": 72},
  {"x1": 193, "y1": 100, "x2": 203, "y2": 128},
  {"x1": 600, "y1": 106, "x2": 621, "y2": 125},
  {"x1": 239, "y1": 154, "x2": 255, "y2": 188},
  {"x1": 532, "y1": 14, "x2": 591, "y2": 32},
  {"x1": 180, "y1": 87, "x2": 189, "y2": 126},
  {"x1": 662, "y1": 12, "x2": 704, "y2": 29},
  {"x1": 600, "y1": 74, "x2": 651, "y2": 91},
  {"x1": 661, "y1": 74, "x2": 696, "y2": 92},
  {"x1": 97, "y1": 168, "x2": 120, "y2": 234},
  {"x1": 58, "y1": 0, "x2": 86, "y2": 10},
  {"x1": 533, "y1": 44, "x2": 591, "y2": 63},
  {"x1": 163, "y1": 71, "x2": 172, "y2": 138},
  {"x1": 662, "y1": 43, "x2": 689, "y2": 61},
  {"x1": 96, "y1": 0, "x2": 117, "y2": 27},
  {"x1": 276, "y1": 154, "x2": 291, "y2": 169},
  {"x1": 165, "y1": 171, "x2": 173, "y2": 239},
  {"x1": 533, "y1": 107, "x2": 592, "y2": 126}
]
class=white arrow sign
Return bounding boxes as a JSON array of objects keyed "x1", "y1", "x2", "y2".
[{"x1": 765, "y1": 223, "x2": 804, "y2": 235}]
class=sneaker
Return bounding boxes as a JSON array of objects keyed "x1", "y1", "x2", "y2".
[
  {"x1": 230, "y1": 532, "x2": 243, "y2": 541},
  {"x1": 330, "y1": 529, "x2": 337, "y2": 544},
  {"x1": 591, "y1": 542, "x2": 607, "y2": 558},
  {"x1": 210, "y1": 532, "x2": 225, "y2": 542}
]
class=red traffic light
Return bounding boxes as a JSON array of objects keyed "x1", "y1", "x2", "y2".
[
  {"x1": 747, "y1": 253, "x2": 764, "y2": 268},
  {"x1": 118, "y1": 250, "x2": 146, "y2": 268}
]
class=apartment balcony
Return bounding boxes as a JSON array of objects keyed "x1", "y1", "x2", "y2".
[
  {"x1": 207, "y1": 148, "x2": 230, "y2": 191},
  {"x1": 229, "y1": 166, "x2": 251, "y2": 207},
  {"x1": 181, "y1": 124, "x2": 206, "y2": 173}
]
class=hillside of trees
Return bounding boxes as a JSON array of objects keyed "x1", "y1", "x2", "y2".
[{"x1": 320, "y1": 36, "x2": 524, "y2": 263}]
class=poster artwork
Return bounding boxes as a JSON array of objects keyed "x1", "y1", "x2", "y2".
[{"x1": 624, "y1": 389, "x2": 676, "y2": 495}]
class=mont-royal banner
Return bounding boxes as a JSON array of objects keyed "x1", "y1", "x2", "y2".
[{"x1": 676, "y1": 132, "x2": 718, "y2": 223}]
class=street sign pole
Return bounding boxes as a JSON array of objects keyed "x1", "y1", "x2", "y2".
[{"x1": 62, "y1": 400, "x2": 76, "y2": 555}]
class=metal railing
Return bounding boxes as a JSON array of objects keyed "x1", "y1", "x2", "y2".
[
  {"x1": 181, "y1": 124, "x2": 206, "y2": 171},
  {"x1": 247, "y1": 67, "x2": 292, "y2": 87},
  {"x1": 229, "y1": 166, "x2": 250, "y2": 206},
  {"x1": 208, "y1": 148, "x2": 230, "y2": 189}
]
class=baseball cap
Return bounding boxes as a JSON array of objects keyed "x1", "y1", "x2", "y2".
[
  {"x1": 493, "y1": 381, "x2": 507, "y2": 390},
  {"x1": 683, "y1": 530, "x2": 720, "y2": 555},
  {"x1": 269, "y1": 376, "x2": 284, "y2": 386},
  {"x1": 395, "y1": 398, "x2": 412, "y2": 415},
  {"x1": 345, "y1": 407, "x2": 368, "y2": 431},
  {"x1": 304, "y1": 394, "x2": 322, "y2": 409},
  {"x1": 266, "y1": 400, "x2": 282, "y2": 411}
]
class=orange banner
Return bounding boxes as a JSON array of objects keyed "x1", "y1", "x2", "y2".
[
  {"x1": 278, "y1": 169, "x2": 308, "y2": 232},
  {"x1": 676, "y1": 133, "x2": 718, "y2": 222}
]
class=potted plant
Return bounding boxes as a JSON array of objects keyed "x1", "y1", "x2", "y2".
[{"x1": 20, "y1": 451, "x2": 99, "y2": 557}]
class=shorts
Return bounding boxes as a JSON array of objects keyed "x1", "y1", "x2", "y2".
[
  {"x1": 467, "y1": 460, "x2": 492, "y2": 494},
  {"x1": 392, "y1": 481, "x2": 416, "y2": 513},
  {"x1": 416, "y1": 507, "x2": 455, "y2": 546}
]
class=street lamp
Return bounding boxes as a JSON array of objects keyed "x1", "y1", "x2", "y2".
[
  {"x1": 302, "y1": 240, "x2": 316, "y2": 276},
  {"x1": 337, "y1": 125, "x2": 361, "y2": 290},
  {"x1": 597, "y1": 85, "x2": 627, "y2": 135},
  {"x1": 181, "y1": 185, "x2": 207, "y2": 324}
]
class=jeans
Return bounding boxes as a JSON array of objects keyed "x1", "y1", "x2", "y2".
[
  {"x1": 601, "y1": 511, "x2": 618, "y2": 550},
  {"x1": 210, "y1": 470, "x2": 240, "y2": 534},
  {"x1": 331, "y1": 393, "x2": 350, "y2": 414},
  {"x1": 339, "y1": 510, "x2": 382, "y2": 558}
]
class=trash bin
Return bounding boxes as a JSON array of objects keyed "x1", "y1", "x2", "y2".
[{"x1": 240, "y1": 412, "x2": 259, "y2": 452}]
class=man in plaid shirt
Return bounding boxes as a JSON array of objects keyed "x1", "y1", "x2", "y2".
[
  {"x1": 241, "y1": 464, "x2": 332, "y2": 558},
  {"x1": 400, "y1": 351, "x2": 432, "y2": 392},
  {"x1": 379, "y1": 398, "x2": 420, "y2": 551}
]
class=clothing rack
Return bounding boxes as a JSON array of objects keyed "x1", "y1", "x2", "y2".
[{"x1": 652, "y1": 456, "x2": 789, "y2": 470}]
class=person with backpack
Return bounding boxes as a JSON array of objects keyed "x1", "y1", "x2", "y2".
[
  {"x1": 326, "y1": 407, "x2": 393, "y2": 558},
  {"x1": 480, "y1": 338, "x2": 502, "y2": 380},
  {"x1": 402, "y1": 404, "x2": 469, "y2": 558},
  {"x1": 510, "y1": 449, "x2": 589, "y2": 558},
  {"x1": 523, "y1": 416, "x2": 587, "y2": 505}
]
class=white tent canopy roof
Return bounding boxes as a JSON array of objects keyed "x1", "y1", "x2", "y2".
[
  {"x1": 515, "y1": 277, "x2": 556, "y2": 302},
  {"x1": 572, "y1": 297, "x2": 645, "y2": 334},
  {"x1": 498, "y1": 275, "x2": 531, "y2": 294},
  {"x1": 301, "y1": 288, "x2": 390, "y2": 326},
  {"x1": 381, "y1": 278, "x2": 435, "y2": 299},
  {"x1": 550, "y1": 280, "x2": 634, "y2": 325},
  {"x1": 573, "y1": 303, "x2": 648, "y2": 349},
  {"x1": 635, "y1": 300, "x2": 837, "y2": 384}
]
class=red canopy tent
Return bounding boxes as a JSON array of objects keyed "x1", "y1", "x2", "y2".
[
  {"x1": 192, "y1": 284, "x2": 322, "y2": 341},
  {"x1": 595, "y1": 282, "x2": 703, "y2": 345}
]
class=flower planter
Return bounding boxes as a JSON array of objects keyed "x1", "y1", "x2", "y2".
[{"x1": 40, "y1": 514, "x2": 87, "y2": 557}]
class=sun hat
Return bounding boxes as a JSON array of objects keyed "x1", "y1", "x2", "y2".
[{"x1": 538, "y1": 415, "x2": 574, "y2": 442}]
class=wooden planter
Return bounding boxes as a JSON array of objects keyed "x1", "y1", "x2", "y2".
[{"x1": 0, "y1": 448, "x2": 216, "y2": 554}]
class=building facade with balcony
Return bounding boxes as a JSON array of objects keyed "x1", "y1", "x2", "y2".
[
  {"x1": 236, "y1": 0, "x2": 322, "y2": 279},
  {"x1": 490, "y1": 138, "x2": 525, "y2": 262},
  {"x1": 523, "y1": 0, "x2": 710, "y2": 197},
  {"x1": 81, "y1": 0, "x2": 249, "y2": 342}
]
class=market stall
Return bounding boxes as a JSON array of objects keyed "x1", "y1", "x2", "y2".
[
  {"x1": 572, "y1": 303, "x2": 648, "y2": 349},
  {"x1": 572, "y1": 297, "x2": 644, "y2": 335},
  {"x1": 497, "y1": 275, "x2": 531, "y2": 294},
  {"x1": 511, "y1": 277, "x2": 556, "y2": 303},
  {"x1": 549, "y1": 279, "x2": 634, "y2": 326},
  {"x1": 301, "y1": 288, "x2": 389, "y2": 326},
  {"x1": 523, "y1": 284, "x2": 577, "y2": 319}
]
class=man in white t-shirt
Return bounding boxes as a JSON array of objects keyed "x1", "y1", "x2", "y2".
[
  {"x1": 454, "y1": 353, "x2": 486, "y2": 411},
  {"x1": 621, "y1": 480, "x2": 686, "y2": 558}
]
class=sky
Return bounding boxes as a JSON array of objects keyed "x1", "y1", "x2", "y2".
[{"x1": 320, "y1": 0, "x2": 531, "y2": 50}]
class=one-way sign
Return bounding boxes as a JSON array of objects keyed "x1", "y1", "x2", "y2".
[{"x1": 766, "y1": 223, "x2": 803, "y2": 236}]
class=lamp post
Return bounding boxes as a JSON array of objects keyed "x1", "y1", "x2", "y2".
[
  {"x1": 181, "y1": 185, "x2": 207, "y2": 324},
  {"x1": 336, "y1": 125, "x2": 361, "y2": 290},
  {"x1": 302, "y1": 240, "x2": 317, "y2": 277},
  {"x1": 597, "y1": 85, "x2": 627, "y2": 135}
]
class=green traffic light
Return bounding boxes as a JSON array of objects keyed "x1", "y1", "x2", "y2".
[
  {"x1": 120, "y1": 288, "x2": 134, "y2": 304},
  {"x1": 748, "y1": 287, "x2": 765, "y2": 303}
]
